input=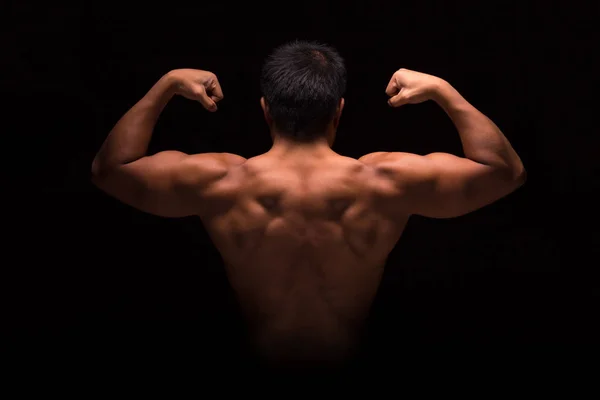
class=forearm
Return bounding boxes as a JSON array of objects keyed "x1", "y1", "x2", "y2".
[
  {"x1": 92, "y1": 73, "x2": 176, "y2": 175},
  {"x1": 433, "y1": 80, "x2": 525, "y2": 176}
]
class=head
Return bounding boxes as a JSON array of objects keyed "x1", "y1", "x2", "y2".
[{"x1": 260, "y1": 40, "x2": 346, "y2": 147}]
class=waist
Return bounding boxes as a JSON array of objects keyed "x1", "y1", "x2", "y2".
[{"x1": 251, "y1": 322, "x2": 359, "y2": 365}]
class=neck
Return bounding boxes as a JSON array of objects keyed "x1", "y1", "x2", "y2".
[{"x1": 269, "y1": 132, "x2": 333, "y2": 156}]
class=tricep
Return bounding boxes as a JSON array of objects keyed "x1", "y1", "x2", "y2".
[{"x1": 366, "y1": 152, "x2": 525, "y2": 219}]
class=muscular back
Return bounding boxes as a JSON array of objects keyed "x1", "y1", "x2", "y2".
[
  {"x1": 92, "y1": 64, "x2": 526, "y2": 367},
  {"x1": 94, "y1": 145, "x2": 523, "y2": 364},
  {"x1": 198, "y1": 152, "x2": 408, "y2": 361}
]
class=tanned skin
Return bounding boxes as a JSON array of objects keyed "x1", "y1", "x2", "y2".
[{"x1": 92, "y1": 68, "x2": 526, "y2": 366}]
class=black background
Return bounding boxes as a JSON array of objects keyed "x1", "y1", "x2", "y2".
[{"x1": 4, "y1": 0, "x2": 599, "y2": 380}]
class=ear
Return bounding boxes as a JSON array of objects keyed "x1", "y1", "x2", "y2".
[
  {"x1": 260, "y1": 97, "x2": 272, "y2": 125},
  {"x1": 260, "y1": 96, "x2": 273, "y2": 126},
  {"x1": 333, "y1": 98, "x2": 345, "y2": 128},
  {"x1": 260, "y1": 97, "x2": 267, "y2": 112}
]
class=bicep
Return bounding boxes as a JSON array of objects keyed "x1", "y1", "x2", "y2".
[
  {"x1": 92, "y1": 151, "x2": 238, "y2": 218},
  {"x1": 382, "y1": 153, "x2": 520, "y2": 218}
]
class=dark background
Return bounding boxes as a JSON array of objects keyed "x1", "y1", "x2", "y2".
[{"x1": 3, "y1": 1, "x2": 599, "y2": 378}]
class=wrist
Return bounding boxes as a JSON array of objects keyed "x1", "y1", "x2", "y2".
[
  {"x1": 137, "y1": 72, "x2": 177, "y2": 110},
  {"x1": 161, "y1": 71, "x2": 180, "y2": 92},
  {"x1": 430, "y1": 78, "x2": 450, "y2": 103}
]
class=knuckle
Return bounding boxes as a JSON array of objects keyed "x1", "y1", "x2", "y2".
[{"x1": 206, "y1": 72, "x2": 217, "y2": 82}]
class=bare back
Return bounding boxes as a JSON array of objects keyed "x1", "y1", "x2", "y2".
[
  {"x1": 198, "y1": 151, "x2": 408, "y2": 363},
  {"x1": 91, "y1": 61, "x2": 526, "y2": 369}
]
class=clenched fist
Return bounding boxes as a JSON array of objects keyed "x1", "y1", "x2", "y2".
[
  {"x1": 167, "y1": 69, "x2": 224, "y2": 112},
  {"x1": 385, "y1": 68, "x2": 444, "y2": 107}
]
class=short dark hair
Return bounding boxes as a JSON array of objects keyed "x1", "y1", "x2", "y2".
[{"x1": 260, "y1": 40, "x2": 347, "y2": 141}]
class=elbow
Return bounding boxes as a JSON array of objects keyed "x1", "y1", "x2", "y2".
[
  {"x1": 514, "y1": 164, "x2": 527, "y2": 187},
  {"x1": 91, "y1": 158, "x2": 114, "y2": 186},
  {"x1": 91, "y1": 158, "x2": 104, "y2": 185},
  {"x1": 498, "y1": 161, "x2": 526, "y2": 188},
  {"x1": 493, "y1": 164, "x2": 526, "y2": 196},
  {"x1": 498, "y1": 165, "x2": 526, "y2": 197},
  {"x1": 91, "y1": 158, "x2": 100, "y2": 178}
]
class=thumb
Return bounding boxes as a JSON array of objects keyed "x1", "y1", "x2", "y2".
[
  {"x1": 388, "y1": 90, "x2": 410, "y2": 107},
  {"x1": 193, "y1": 86, "x2": 218, "y2": 111}
]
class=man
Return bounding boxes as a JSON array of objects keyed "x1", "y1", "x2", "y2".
[{"x1": 91, "y1": 41, "x2": 526, "y2": 366}]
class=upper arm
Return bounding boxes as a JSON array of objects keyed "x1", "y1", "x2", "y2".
[
  {"x1": 92, "y1": 151, "x2": 246, "y2": 218},
  {"x1": 361, "y1": 151, "x2": 525, "y2": 218}
]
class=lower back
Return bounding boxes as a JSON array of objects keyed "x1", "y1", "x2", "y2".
[{"x1": 222, "y1": 240, "x2": 387, "y2": 363}]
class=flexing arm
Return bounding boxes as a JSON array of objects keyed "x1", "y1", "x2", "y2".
[
  {"x1": 91, "y1": 69, "x2": 245, "y2": 217},
  {"x1": 362, "y1": 69, "x2": 526, "y2": 218}
]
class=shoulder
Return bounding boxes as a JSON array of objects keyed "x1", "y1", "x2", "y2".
[
  {"x1": 175, "y1": 152, "x2": 247, "y2": 187},
  {"x1": 183, "y1": 152, "x2": 246, "y2": 171},
  {"x1": 186, "y1": 152, "x2": 247, "y2": 167},
  {"x1": 358, "y1": 151, "x2": 434, "y2": 181}
]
